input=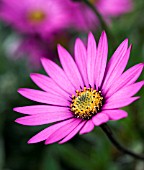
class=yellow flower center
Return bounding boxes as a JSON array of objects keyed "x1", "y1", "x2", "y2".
[
  {"x1": 89, "y1": 0, "x2": 98, "y2": 5},
  {"x1": 70, "y1": 87, "x2": 103, "y2": 120},
  {"x1": 27, "y1": 10, "x2": 46, "y2": 23}
]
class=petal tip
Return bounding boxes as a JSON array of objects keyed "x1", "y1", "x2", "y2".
[
  {"x1": 57, "y1": 44, "x2": 63, "y2": 51},
  {"x1": 40, "y1": 57, "x2": 49, "y2": 66},
  {"x1": 30, "y1": 73, "x2": 38, "y2": 80},
  {"x1": 88, "y1": 32, "x2": 94, "y2": 38},
  {"x1": 15, "y1": 118, "x2": 21, "y2": 124},
  {"x1": 101, "y1": 31, "x2": 107, "y2": 37},
  {"x1": 13, "y1": 107, "x2": 18, "y2": 112},
  {"x1": 17, "y1": 88, "x2": 25, "y2": 94},
  {"x1": 27, "y1": 140, "x2": 33, "y2": 144}
]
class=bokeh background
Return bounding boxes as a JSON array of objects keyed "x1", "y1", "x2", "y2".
[{"x1": 0, "y1": 0, "x2": 144, "y2": 170}]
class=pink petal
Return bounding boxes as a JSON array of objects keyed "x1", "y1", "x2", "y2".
[
  {"x1": 102, "y1": 45, "x2": 131, "y2": 94},
  {"x1": 28, "y1": 118, "x2": 74, "y2": 144},
  {"x1": 30, "y1": 73, "x2": 69, "y2": 98},
  {"x1": 95, "y1": 31, "x2": 108, "y2": 89},
  {"x1": 59, "y1": 121, "x2": 86, "y2": 144},
  {"x1": 15, "y1": 111, "x2": 73, "y2": 126},
  {"x1": 79, "y1": 119, "x2": 94, "y2": 135},
  {"x1": 102, "y1": 110, "x2": 128, "y2": 120},
  {"x1": 102, "y1": 39, "x2": 128, "y2": 91},
  {"x1": 13, "y1": 105, "x2": 69, "y2": 115},
  {"x1": 103, "y1": 97, "x2": 140, "y2": 109},
  {"x1": 58, "y1": 44, "x2": 83, "y2": 89},
  {"x1": 18, "y1": 88, "x2": 69, "y2": 106},
  {"x1": 107, "y1": 81, "x2": 144, "y2": 100},
  {"x1": 92, "y1": 113, "x2": 109, "y2": 126},
  {"x1": 74, "y1": 38, "x2": 89, "y2": 87},
  {"x1": 41, "y1": 58, "x2": 75, "y2": 95},
  {"x1": 105, "y1": 63, "x2": 144, "y2": 98},
  {"x1": 87, "y1": 32, "x2": 97, "y2": 88},
  {"x1": 45, "y1": 118, "x2": 81, "y2": 144}
]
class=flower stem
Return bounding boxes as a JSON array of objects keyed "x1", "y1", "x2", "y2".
[
  {"x1": 100, "y1": 123, "x2": 144, "y2": 160},
  {"x1": 82, "y1": 0, "x2": 116, "y2": 46}
]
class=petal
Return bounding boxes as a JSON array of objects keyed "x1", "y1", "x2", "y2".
[
  {"x1": 95, "y1": 31, "x2": 108, "y2": 89},
  {"x1": 15, "y1": 111, "x2": 73, "y2": 126},
  {"x1": 45, "y1": 118, "x2": 81, "y2": 144},
  {"x1": 105, "y1": 63, "x2": 144, "y2": 98},
  {"x1": 92, "y1": 113, "x2": 109, "y2": 126},
  {"x1": 74, "y1": 38, "x2": 89, "y2": 87},
  {"x1": 41, "y1": 58, "x2": 75, "y2": 95},
  {"x1": 103, "y1": 97, "x2": 140, "y2": 109},
  {"x1": 79, "y1": 119, "x2": 94, "y2": 135},
  {"x1": 102, "y1": 39, "x2": 128, "y2": 91},
  {"x1": 58, "y1": 44, "x2": 84, "y2": 89},
  {"x1": 18, "y1": 88, "x2": 69, "y2": 106},
  {"x1": 87, "y1": 32, "x2": 97, "y2": 88},
  {"x1": 30, "y1": 73, "x2": 69, "y2": 98},
  {"x1": 102, "y1": 110, "x2": 128, "y2": 120},
  {"x1": 102, "y1": 45, "x2": 131, "y2": 94},
  {"x1": 107, "y1": 81, "x2": 144, "y2": 100},
  {"x1": 13, "y1": 105, "x2": 69, "y2": 115},
  {"x1": 59, "y1": 121, "x2": 86, "y2": 144},
  {"x1": 28, "y1": 118, "x2": 74, "y2": 144}
]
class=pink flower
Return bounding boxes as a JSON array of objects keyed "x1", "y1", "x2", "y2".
[
  {"x1": 16, "y1": 37, "x2": 54, "y2": 69},
  {"x1": 0, "y1": 0, "x2": 70, "y2": 37},
  {"x1": 14, "y1": 32, "x2": 143, "y2": 144},
  {"x1": 68, "y1": 0, "x2": 133, "y2": 31}
]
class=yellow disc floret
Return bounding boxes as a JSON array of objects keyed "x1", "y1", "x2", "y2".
[
  {"x1": 27, "y1": 10, "x2": 46, "y2": 23},
  {"x1": 70, "y1": 87, "x2": 103, "y2": 120}
]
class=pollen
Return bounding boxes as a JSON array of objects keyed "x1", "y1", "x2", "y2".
[
  {"x1": 27, "y1": 10, "x2": 46, "y2": 23},
  {"x1": 70, "y1": 87, "x2": 103, "y2": 120}
]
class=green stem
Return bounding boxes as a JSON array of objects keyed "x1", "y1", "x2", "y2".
[
  {"x1": 100, "y1": 123, "x2": 144, "y2": 160},
  {"x1": 82, "y1": 0, "x2": 116, "y2": 46}
]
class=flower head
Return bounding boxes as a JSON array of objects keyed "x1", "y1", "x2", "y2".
[
  {"x1": 0, "y1": 0, "x2": 70, "y2": 36},
  {"x1": 69, "y1": 0, "x2": 133, "y2": 31},
  {"x1": 14, "y1": 32, "x2": 143, "y2": 144}
]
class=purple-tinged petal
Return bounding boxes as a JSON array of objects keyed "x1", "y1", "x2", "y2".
[
  {"x1": 74, "y1": 38, "x2": 89, "y2": 87},
  {"x1": 102, "y1": 110, "x2": 128, "y2": 120},
  {"x1": 102, "y1": 45, "x2": 131, "y2": 94},
  {"x1": 13, "y1": 105, "x2": 69, "y2": 115},
  {"x1": 58, "y1": 44, "x2": 84, "y2": 89},
  {"x1": 45, "y1": 118, "x2": 81, "y2": 144},
  {"x1": 92, "y1": 113, "x2": 109, "y2": 126},
  {"x1": 59, "y1": 121, "x2": 86, "y2": 144},
  {"x1": 30, "y1": 73, "x2": 69, "y2": 98},
  {"x1": 95, "y1": 31, "x2": 108, "y2": 89},
  {"x1": 107, "y1": 81, "x2": 144, "y2": 100},
  {"x1": 41, "y1": 58, "x2": 75, "y2": 95},
  {"x1": 105, "y1": 63, "x2": 144, "y2": 98},
  {"x1": 79, "y1": 120, "x2": 94, "y2": 135},
  {"x1": 87, "y1": 32, "x2": 97, "y2": 88},
  {"x1": 15, "y1": 111, "x2": 73, "y2": 126},
  {"x1": 103, "y1": 97, "x2": 140, "y2": 109},
  {"x1": 18, "y1": 88, "x2": 69, "y2": 106},
  {"x1": 102, "y1": 39, "x2": 128, "y2": 91},
  {"x1": 28, "y1": 118, "x2": 74, "y2": 144}
]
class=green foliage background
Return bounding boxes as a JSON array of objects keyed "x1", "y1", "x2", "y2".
[{"x1": 0, "y1": 0, "x2": 144, "y2": 169}]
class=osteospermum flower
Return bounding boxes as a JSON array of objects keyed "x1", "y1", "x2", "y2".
[
  {"x1": 14, "y1": 32, "x2": 143, "y2": 144},
  {"x1": 0, "y1": 0, "x2": 70, "y2": 36},
  {"x1": 69, "y1": 0, "x2": 133, "y2": 31}
]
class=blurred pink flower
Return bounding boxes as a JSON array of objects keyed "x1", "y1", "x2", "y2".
[
  {"x1": 68, "y1": 0, "x2": 133, "y2": 31},
  {"x1": 14, "y1": 32, "x2": 71, "y2": 69},
  {"x1": 0, "y1": 0, "x2": 71, "y2": 37},
  {"x1": 14, "y1": 32, "x2": 143, "y2": 144},
  {"x1": 16, "y1": 37, "x2": 50, "y2": 68}
]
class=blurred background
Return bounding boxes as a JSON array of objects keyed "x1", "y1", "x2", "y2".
[{"x1": 0, "y1": 0, "x2": 144, "y2": 169}]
